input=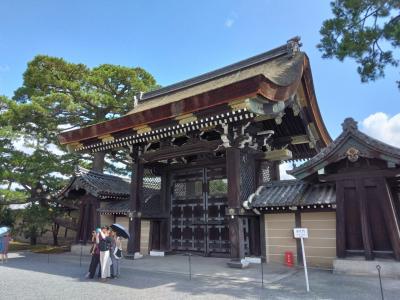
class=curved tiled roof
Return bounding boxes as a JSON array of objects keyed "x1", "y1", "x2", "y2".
[
  {"x1": 130, "y1": 42, "x2": 304, "y2": 114},
  {"x1": 57, "y1": 166, "x2": 161, "y2": 215},
  {"x1": 245, "y1": 180, "x2": 336, "y2": 208},
  {"x1": 56, "y1": 166, "x2": 130, "y2": 200},
  {"x1": 140, "y1": 43, "x2": 291, "y2": 102},
  {"x1": 57, "y1": 37, "x2": 331, "y2": 150},
  {"x1": 288, "y1": 118, "x2": 400, "y2": 179}
]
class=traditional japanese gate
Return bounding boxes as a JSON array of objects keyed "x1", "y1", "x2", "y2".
[{"x1": 170, "y1": 166, "x2": 231, "y2": 256}]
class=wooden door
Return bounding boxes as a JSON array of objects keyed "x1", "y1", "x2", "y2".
[{"x1": 170, "y1": 167, "x2": 230, "y2": 256}]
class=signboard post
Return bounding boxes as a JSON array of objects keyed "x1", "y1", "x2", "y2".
[{"x1": 293, "y1": 228, "x2": 310, "y2": 292}]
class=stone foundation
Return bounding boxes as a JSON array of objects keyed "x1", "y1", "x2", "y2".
[{"x1": 333, "y1": 258, "x2": 400, "y2": 278}]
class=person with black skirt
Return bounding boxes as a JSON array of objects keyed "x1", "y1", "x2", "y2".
[{"x1": 86, "y1": 230, "x2": 101, "y2": 279}]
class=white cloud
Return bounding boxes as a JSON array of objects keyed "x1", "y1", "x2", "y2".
[
  {"x1": 224, "y1": 18, "x2": 235, "y2": 28},
  {"x1": 279, "y1": 162, "x2": 295, "y2": 180},
  {"x1": 361, "y1": 112, "x2": 400, "y2": 147},
  {"x1": 224, "y1": 11, "x2": 238, "y2": 28}
]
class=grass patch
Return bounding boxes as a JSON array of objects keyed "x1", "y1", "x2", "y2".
[{"x1": 9, "y1": 241, "x2": 70, "y2": 253}]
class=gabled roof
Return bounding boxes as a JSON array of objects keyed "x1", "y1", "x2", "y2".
[
  {"x1": 129, "y1": 38, "x2": 304, "y2": 114},
  {"x1": 56, "y1": 166, "x2": 130, "y2": 200},
  {"x1": 57, "y1": 37, "x2": 331, "y2": 152},
  {"x1": 288, "y1": 118, "x2": 400, "y2": 179},
  {"x1": 139, "y1": 41, "x2": 295, "y2": 103},
  {"x1": 244, "y1": 180, "x2": 335, "y2": 208}
]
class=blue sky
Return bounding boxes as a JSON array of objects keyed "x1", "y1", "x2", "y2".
[{"x1": 0, "y1": 0, "x2": 399, "y2": 141}]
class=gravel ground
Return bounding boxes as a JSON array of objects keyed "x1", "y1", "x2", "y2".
[{"x1": 0, "y1": 252, "x2": 399, "y2": 300}]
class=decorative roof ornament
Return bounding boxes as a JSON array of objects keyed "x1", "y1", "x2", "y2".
[
  {"x1": 342, "y1": 117, "x2": 358, "y2": 131},
  {"x1": 287, "y1": 36, "x2": 302, "y2": 58},
  {"x1": 346, "y1": 147, "x2": 360, "y2": 162},
  {"x1": 133, "y1": 91, "x2": 143, "y2": 107}
]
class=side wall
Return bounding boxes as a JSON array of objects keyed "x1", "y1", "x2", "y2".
[
  {"x1": 264, "y1": 211, "x2": 336, "y2": 268},
  {"x1": 114, "y1": 216, "x2": 150, "y2": 255},
  {"x1": 264, "y1": 213, "x2": 297, "y2": 264},
  {"x1": 302, "y1": 211, "x2": 336, "y2": 268}
]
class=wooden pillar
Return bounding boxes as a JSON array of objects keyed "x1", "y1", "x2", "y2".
[
  {"x1": 127, "y1": 146, "x2": 143, "y2": 255},
  {"x1": 295, "y1": 211, "x2": 303, "y2": 265},
  {"x1": 271, "y1": 161, "x2": 280, "y2": 181},
  {"x1": 160, "y1": 170, "x2": 170, "y2": 251},
  {"x1": 226, "y1": 147, "x2": 245, "y2": 260},
  {"x1": 378, "y1": 178, "x2": 400, "y2": 260},
  {"x1": 259, "y1": 215, "x2": 267, "y2": 261},
  {"x1": 356, "y1": 179, "x2": 374, "y2": 260},
  {"x1": 82, "y1": 201, "x2": 91, "y2": 244},
  {"x1": 336, "y1": 180, "x2": 346, "y2": 258},
  {"x1": 75, "y1": 201, "x2": 85, "y2": 243},
  {"x1": 94, "y1": 198, "x2": 100, "y2": 228}
]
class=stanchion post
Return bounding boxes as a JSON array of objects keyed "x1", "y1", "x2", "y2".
[
  {"x1": 188, "y1": 253, "x2": 192, "y2": 281},
  {"x1": 80, "y1": 243, "x2": 83, "y2": 267},
  {"x1": 376, "y1": 265, "x2": 384, "y2": 300},
  {"x1": 260, "y1": 256, "x2": 264, "y2": 288}
]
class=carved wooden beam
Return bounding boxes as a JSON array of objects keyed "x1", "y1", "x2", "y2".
[
  {"x1": 141, "y1": 139, "x2": 222, "y2": 162},
  {"x1": 273, "y1": 135, "x2": 309, "y2": 146},
  {"x1": 256, "y1": 149, "x2": 293, "y2": 161},
  {"x1": 246, "y1": 95, "x2": 284, "y2": 114}
]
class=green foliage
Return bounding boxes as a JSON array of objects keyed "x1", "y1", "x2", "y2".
[
  {"x1": 0, "y1": 207, "x2": 15, "y2": 227},
  {"x1": 18, "y1": 203, "x2": 50, "y2": 245},
  {"x1": 1, "y1": 56, "x2": 157, "y2": 244},
  {"x1": 0, "y1": 56, "x2": 157, "y2": 205},
  {"x1": 318, "y1": 0, "x2": 400, "y2": 87},
  {"x1": 9, "y1": 55, "x2": 157, "y2": 175}
]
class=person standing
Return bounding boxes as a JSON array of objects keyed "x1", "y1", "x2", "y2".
[
  {"x1": 1, "y1": 233, "x2": 12, "y2": 263},
  {"x1": 98, "y1": 226, "x2": 112, "y2": 281},
  {"x1": 0, "y1": 235, "x2": 3, "y2": 264},
  {"x1": 110, "y1": 231, "x2": 122, "y2": 278},
  {"x1": 86, "y1": 230, "x2": 101, "y2": 279},
  {"x1": 113, "y1": 235, "x2": 122, "y2": 278},
  {"x1": 109, "y1": 231, "x2": 116, "y2": 278}
]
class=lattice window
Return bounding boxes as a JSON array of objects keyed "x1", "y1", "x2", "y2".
[
  {"x1": 173, "y1": 181, "x2": 202, "y2": 199},
  {"x1": 259, "y1": 161, "x2": 272, "y2": 184},
  {"x1": 240, "y1": 151, "x2": 256, "y2": 202},
  {"x1": 142, "y1": 168, "x2": 162, "y2": 213},
  {"x1": 173, "y1": 182, "x2": 187, "y2": 199},
  {"x1": 143, "y1": 168, "x2": 161, "y2": 191},
  {"x1": 209, "y1": 179, "x2": 228, "y2": 196}
]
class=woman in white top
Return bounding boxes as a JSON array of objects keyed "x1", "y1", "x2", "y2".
[{"x1": 97, "y1": 226, "x2": 112, "y2": 281}]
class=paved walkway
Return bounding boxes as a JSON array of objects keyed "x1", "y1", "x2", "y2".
[
  {"x1": 75, "y1": 253, "x2": 295, "y2": 283},
  {"x1": 1, "y1": 252, "x2": 400, "y2": 299}
]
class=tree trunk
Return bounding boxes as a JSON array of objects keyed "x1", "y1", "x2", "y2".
[
  {"x1": 92, "y1": 152, "x2": 106, "y2": 173},
  {"x1": 30, "y1": 236, "x2": 37, "y2": 245},
  {"x1": 52, "y1": 222, "x2": 60, "y2": 246}
]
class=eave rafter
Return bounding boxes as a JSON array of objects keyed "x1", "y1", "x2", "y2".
[{"x1": 77, "y1": 108, "x2": 257, "y2": 153}]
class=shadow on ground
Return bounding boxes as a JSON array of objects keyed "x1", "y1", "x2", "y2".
[{"x1": 1, "y1": 252, "x2": 400, "y2": 299}]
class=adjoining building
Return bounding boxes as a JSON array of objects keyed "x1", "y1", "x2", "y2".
[
  {"x1": 245, "y1": 118, "x2": 400, "y2": 268},
  {"x1": 56, "y1": 166, "x2": 161, "y2": 253},
  {"x1": 56, "y1": 38, "x2": 400, "y2": 269}
]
